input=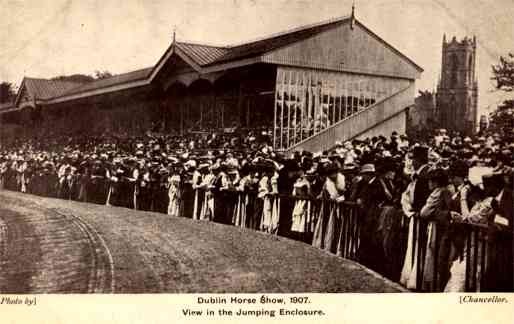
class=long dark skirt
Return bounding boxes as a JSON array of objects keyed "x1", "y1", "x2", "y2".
[
  {"x1": 137, "y1": 186, "x2": 152, "y2": 211},
  {"x1": 377, "y1": 205, "x2": 408, "y2": 281},
  {"x1": 248, "y1": 197, "x2": 263, "y2": 230},
  {"x1": 213, "y1": 191, "x2": 236, "y2": 224},
  {"x1": 181, "y1": 184, "x2": 194, "y2": 218},
  {"x1": 278, "y1": 197, "x2": 295, "y2": 237},
  {"x1": 87, "y1": 179, "x2": 108, "y2": 205},
  {"x1": 150, "y1": 186, "x2": 167, "y2": 214},
  {"x1": 358, "y1": 204, "x2": 383, "y2": 273},
  {"x1": 58, "y1": 180, "x2": 72, "y2": 200}
]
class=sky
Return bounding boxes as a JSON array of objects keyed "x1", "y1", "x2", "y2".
[{"x1": 1, "y1": 0, "x2": 513, "y2": 117}]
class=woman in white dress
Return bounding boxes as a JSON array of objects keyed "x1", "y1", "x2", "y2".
[
  {"x1": 258, "y1": 162, "x2": 279, "y2": 234},
  {"x1": 291, "y1": 171, "x2": 311, "y2": 241},
  {"x1": 192, "y1": 164, "x2": 208, "y2": 220},
  {"x1": 167, "y1": 166, "x2": 182, "y2": 217},
  {"x1": 233, "y1": 163, "x2": 252, "y2": 227},
  {"x1": 200, "y1": 164, "x2": 218, "y2": 221}
]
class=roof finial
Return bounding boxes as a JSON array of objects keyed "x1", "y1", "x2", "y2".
[
  {"x1": 173, "y1": 25, "x2": 176, "y2": 44},
  {"x1": 350, "y1": 1, "x2": 356, "y2": 30}
]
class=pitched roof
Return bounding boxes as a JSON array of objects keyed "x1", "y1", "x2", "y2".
[
  {"x1": 174, "y1": 43, "x2": 229, "y2": 66},
  {"x1": 175, "y1": 16, "x2": 350, "y2": 67},
  {"x1": 209, "y1": 16, "x2": 350, "y2": 66},
  {"x1": 11, "y1": 15, "x2": 422, "y2": 107},
  {"x1": 24, "y1": 78, "x2": 85, "y2": 100},
  {"x1": 54, "y1": 18, "x2": 348, "y2": 99},
  {"x1": 62, "y1": 67, "x2": 153, "y2": 96}
]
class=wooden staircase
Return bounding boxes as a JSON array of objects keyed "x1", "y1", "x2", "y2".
[{"x1": 284, "y1": 84, "x2": 415, "y2": 154}]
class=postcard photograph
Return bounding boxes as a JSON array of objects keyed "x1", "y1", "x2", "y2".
[{"x1": 0, "y1": 0, "x2": 512, "y2": 296}]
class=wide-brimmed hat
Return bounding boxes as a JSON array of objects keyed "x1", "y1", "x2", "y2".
[
  {"x1": 360, "y1": 163, "x2": 376, "y2": 174},
  {"x1": 322, "y1": 162, "x2": 340, "y2": 175},
  {"x1": 184, "y1": 159, "x2": 197, "y2": 169},
  {"x1": 198, "y1": 163, "x2": 210, "y2": 171},
  {"x1": 282, "y1": 159, "x2": 300, "y2": 172},
  {"x1": 411, "y1": 146, "x2": 429, "y2": 162},
  {"x1": 377, "y1": 157, "x2": 396, "y2": 173},
  {"x1": 343, "y1": 162, "x2": 358, "y2": 171}
]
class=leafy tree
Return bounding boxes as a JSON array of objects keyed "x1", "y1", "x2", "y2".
[
  {"x1": 492, "y1": 53, "x2": 514, "y2": 92},
  {"x1": 94, "y1": 70, "x2": 113, "y2": 79},
  {"x1": 0, "y1": 82, "x2": 16, "y2": 103},
  {"x1": 50, "y1": 70, "x2": 113, "y2": 83},
  {"x1": 490, "y1": 53, "x2": 514, "y2": 133},
  {"x1": 51, "y1": 74, "x2": 95, "y2": 83}
]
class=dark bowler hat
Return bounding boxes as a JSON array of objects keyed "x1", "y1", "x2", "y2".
[
  {"x1": 322, "y1": 162, "x2": 340, "y2": 175},
  {"x1": 427, "y1": 168, "x2": 449, "y2": 187},
  {"x1": 449, "y1": 160, "x2": 469, "y2": 178},
  {"x1": 411, "y1": 146, "x2": 429, "y2": 162},
  {"x1": 377, "y1": 157, "x2": 396, "y2": 173},
  {"x1": 342, "y1": 162, "x2": 358, "y2": 172},
  {"x1": 282, "y1": 159, "x2": 300, "y2": 172}
]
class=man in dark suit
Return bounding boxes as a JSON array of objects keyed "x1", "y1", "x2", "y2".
[
  {"x1": 496, "y1": 174, "x2": 513, "y2": 230},
  {"x1": 496, "y1": 177, "x2": 513, "y2": 292},
  {"x1": 410, "y1": 146, "x2": 431, "y2": 213},
  {"x1": 496, "y1": 178, "x2": 513, "y2": 291},
  {"x1": 483, "y1": 173, "x2": 514, "y2": 291},
  {"x1": 400, "y1": 146, "x2": 431, "y2": 289}
]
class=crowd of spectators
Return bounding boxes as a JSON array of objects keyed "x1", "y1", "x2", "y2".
[{"x1": 0, "y1": 127, "x2": 512, "y2": 291}]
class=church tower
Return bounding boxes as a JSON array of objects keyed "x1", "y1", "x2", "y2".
[{"x1": 436, "y1": 35, "x2": 478, "y2": 135}]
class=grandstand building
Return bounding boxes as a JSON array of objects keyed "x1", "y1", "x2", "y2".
[{"x1": 0, "y1": 14, "x2": 422, "y2": 152}]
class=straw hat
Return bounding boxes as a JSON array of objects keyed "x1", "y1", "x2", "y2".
[{"x1": 360, "y1": 164, "x2": 376, "y2": 174}]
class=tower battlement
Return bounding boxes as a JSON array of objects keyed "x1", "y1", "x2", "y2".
[
  {"x1": 443, "y1": 34, "x2": 476, "y2": 49},
  {"x1": 436, "y1": 34, "x2": 478, "y2": 135}
]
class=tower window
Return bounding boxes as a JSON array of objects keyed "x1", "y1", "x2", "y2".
[
  {"x1": 468, "y1": 55, "x2": 473, "y2": 83},
  {"x1": 450, "y1": 53, "x2": 458, "y2": 86}
]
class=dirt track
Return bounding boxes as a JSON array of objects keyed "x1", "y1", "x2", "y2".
[{"x1": 0, "y1": 190, "x2": 405, "y2": 293}]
